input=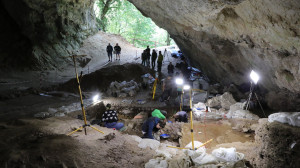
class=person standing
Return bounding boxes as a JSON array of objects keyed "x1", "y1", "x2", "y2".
[
  {"x1": 167, "y1": 62, "x2": 174, "y2": 75},
  {"x1": 151, "y1": 49, "x2": 157, "y2": 69},
  {"x1": 160, "y1": 75, "x2": 173, "y2": 101},
  {"x1": 114, "y1": 43, "x2": 121, "y2": 61},
  {"x1": 163, "y1": 48, "x2": 168, "y2": 63},
  {"x1": 141, "y1": 50, "x2": 147, "y2": 66},
  {"x1": 157, "y1": 51, "x2": 163, "y2": 72},
  {"x1": 106, "y1": 43, "x2": 113, "y2": 62},
  {"x1": 145, "y1": 46, "x2": 151, "y2": 67}
]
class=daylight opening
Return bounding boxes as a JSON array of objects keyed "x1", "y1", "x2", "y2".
[{"x1": 94, "y1": 0, "x2": 176, "y2": 48}]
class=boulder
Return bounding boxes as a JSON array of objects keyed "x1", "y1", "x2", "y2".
[
  {"x1": 131, "y1": 135, "x2": 142, "y2": 143},
  {"x1": 145, "y1": 158, "x2": 168, "y2": 168},
  {"x1": 227, "y1": 103, "x2": 259, "y2": 120},
  {"x1": 138, "y1": 139, "x2": 160, "y2": 150},
  {"x1": 268, "y1": 112, "x2": 300, "y2": 127},
  {"x1": 212, "y1": 147, "x2": 244, "y2": 162},
  {"x1": 207, "y1": 92, "x2": 236, "y2": 110},
  {"x1": 227, "y1": 109, "x2": 259, "y2": 120},
  {"x1": 163, "y1": 122, "x2": 183, "y2": 140}
]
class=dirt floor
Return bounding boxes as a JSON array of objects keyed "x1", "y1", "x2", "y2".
[{"x1": 0, "y1": 31, "x2": 258, "y2": 167}]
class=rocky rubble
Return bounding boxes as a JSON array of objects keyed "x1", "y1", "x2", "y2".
[
  {"x1": 107, "y1": 80, "x2": 140, "y2": 98},
  {"x1": 142, "y1": 140, "x2": 246, "y2": 168}
]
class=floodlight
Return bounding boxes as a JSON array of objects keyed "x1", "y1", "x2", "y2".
[
  {"x1": 176, "y1": 78, "x2": 184, "y2": 85},
  {"x1": 183, "y1": 85, "x2": 191, "y2": 90},
  {"x1": 250, "y1": 70, "x2": 259, "y2": 84},
  {"x1": 93, "y1": 94, "x2": 99, "y2": 103}
]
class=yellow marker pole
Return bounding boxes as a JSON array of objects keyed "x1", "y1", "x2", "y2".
[
  {"x1": 67, "y1": 126, "x2": 83, "y2": 136},
  {"x1": 189, "y1": 88, "x2": 195, "y2": 150},
  {"x1": 66, "y1": 55, "x2": 104, "y2": 136},
  {"x1": 167, "y1": 146, "x2": 189, "y2": 150},
  {"x1": 90, "y1": 125, "x2": 105, "y2": 134},
  {"x1": 196, "y1": 139, "x2": 213, "y2": 148},
  {"x1": 73, "y1": 56, "x2": 88, "y2": 135},
  {"x1": 152, "y1": 78, "x2": 157, "y2": 100}
]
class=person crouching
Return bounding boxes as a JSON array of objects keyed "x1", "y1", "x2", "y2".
[
  {"x1": 174, "y1": 111, "x2": 188, "y2": 123},
  {"x1": 142, "y1": 117, "x2": 166, "y2": 140}
]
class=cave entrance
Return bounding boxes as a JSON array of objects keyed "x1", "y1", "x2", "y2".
[{"x1": 93, "y1": 0, "x2": 176, "y2": 49}]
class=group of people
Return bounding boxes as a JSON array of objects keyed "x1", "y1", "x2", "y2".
[
  {"x1": 141, "y1": 46, "x2": 171, "y2": 73},
  {"x1": 106, "y1": 43, "x2": 121, "y2": 62},
  {"x1": 101, "y1": 104, "x2": 188, "y2": 141}
]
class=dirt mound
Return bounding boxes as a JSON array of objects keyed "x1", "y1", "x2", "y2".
[
  {"x1": 57, "y1": 63, "x2": 155, "y2": 93},
  {"x1": 0, "y1": 117, "x2": 155, "y2": 168}
]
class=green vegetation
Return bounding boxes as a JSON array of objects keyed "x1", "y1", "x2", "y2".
[{"x1": 94, "y1": 0, "x2": 174, "y2": 48}]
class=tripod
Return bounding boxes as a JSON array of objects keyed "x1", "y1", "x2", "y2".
[
  {"x1": 66, "y1": 55, "x2": 104, "y2": 136},
  {"x1": 245, "y1": 82, "x2": 266, "y2": 117}
]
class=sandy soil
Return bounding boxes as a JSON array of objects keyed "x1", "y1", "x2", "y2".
[{"x1": 181, "y1": 119, "x2": 255, "y2": 155}]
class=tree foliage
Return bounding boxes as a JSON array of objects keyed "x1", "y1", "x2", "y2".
[{"x1": 95, "y1": 0, "x2": 175, "y2": 48}]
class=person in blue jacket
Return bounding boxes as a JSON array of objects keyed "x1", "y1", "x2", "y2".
[{"x1": 142, "y1": 117, "x2": 166, "y2": 139}]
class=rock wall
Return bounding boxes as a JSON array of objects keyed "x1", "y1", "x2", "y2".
[
  {"x1": 252, "y1": 119, "x2": 300, "y2": 168},
  {"x1": 128, "y1": 0, "x2": 300, "y2": 110},
  {"x1": 0, "y1": 0, "x2": 97, "y2": 70}
]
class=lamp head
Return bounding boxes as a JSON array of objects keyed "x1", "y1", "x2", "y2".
[
  {"x1": 175, "y1": 78, "x2": 184, "y2": 85},
  {"x1": 250, "y1": 70, "x2": 260, "y2": 84},
  {"x1": 93, "y1": 94, "x2": 100, "y2": 103},
  {"x1": 183, "y1": 85, "x2": 191, "y2": 90}
]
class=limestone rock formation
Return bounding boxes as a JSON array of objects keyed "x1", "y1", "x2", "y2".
[
  {"x1": 0, "y1": 0, "x2": 97, "y2": 70},
  {"x1": 128, "y1": 0, "x2": 300, "y2": 110},
  {"x1": 207, "y1": 92, "x2": 237, "y2": 110}
]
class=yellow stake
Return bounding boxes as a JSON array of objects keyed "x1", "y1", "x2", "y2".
[
  {"x1": 152, "y1": 78, "x2": 158, "y2": 100},
  {"x1": 196, "y1": 139, "x2": 213, "y2": 148},
  {"x1": 189, "y1": 89, "x2": 195, "y2": 150},
  {"x1": 67, "y1": 126, "x2": 83, "y2": 136},
  {"x1": 167, "y1": 146, "x2": 189, "y2": 150}
]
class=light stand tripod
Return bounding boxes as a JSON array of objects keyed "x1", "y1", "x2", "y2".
[
  {"x1": 245, "y1": 82, "x2": 266, "y2": 117},
  {"x1": 66, "y1": 55, "x2": 104, "y2": 136}
]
